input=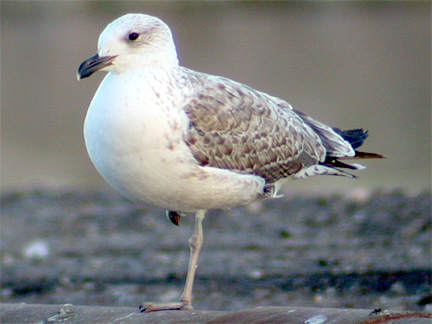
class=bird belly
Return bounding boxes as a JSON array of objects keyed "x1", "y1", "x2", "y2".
[{"x1": 84, "y1": 74, "x2": 264, "y2": 212}]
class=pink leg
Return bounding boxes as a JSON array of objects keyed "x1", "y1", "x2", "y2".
[{"x1": 140, "y1": 210, "x2": 206, "y2": 312}]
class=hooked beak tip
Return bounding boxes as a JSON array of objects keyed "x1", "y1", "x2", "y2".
[{"x1": 77, "y1": 53, "x2": 116, "y2": 80}]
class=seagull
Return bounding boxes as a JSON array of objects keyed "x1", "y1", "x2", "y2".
[{"x1": 77, "y1": 13, "x2": 383, "y2": 312}]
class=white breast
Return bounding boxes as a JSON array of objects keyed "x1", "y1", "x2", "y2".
[{"x1": 84, "y1": 70, "x2": 265, "y2": 212}]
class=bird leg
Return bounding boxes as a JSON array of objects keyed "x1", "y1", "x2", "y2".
[
  {"x1": 179, "y1": 210, "x2": 205, "y2": 308},
  {"x1": 139, "y1": 210, "x2": 206, "y2": 312}
]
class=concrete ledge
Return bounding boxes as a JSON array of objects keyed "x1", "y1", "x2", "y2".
[{"x1": 1, "y1": 303, "x2": 431, "y2": 324}]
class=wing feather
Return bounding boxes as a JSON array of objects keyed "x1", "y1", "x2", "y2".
[{"x1": 180, "y1": 70, "x2": 331, "y2": 183}]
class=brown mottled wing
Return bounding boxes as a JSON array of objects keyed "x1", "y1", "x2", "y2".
[{"x1": 182, "y1": 73, "x2": 327, "y2": 183}]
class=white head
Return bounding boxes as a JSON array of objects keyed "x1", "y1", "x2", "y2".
[{"x1": 78, "y1": 14, "x2": 178, "y2": 79}]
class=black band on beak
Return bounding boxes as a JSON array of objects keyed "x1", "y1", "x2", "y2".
[{"x1": 77, "y1": 54, "x2": 116, "y2": 80}]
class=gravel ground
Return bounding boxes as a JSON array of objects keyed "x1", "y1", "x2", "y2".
[{"x1": 1, "y1": 188, "x2": 431, "y2": 312}]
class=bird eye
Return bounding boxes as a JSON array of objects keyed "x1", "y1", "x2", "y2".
[{"x1": 128, "y1": 32, "x2": 139, "y2": 41}]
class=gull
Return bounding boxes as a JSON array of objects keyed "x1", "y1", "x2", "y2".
[{"x1": 77, "y1": 13, "x2": 383, "y2": 312}]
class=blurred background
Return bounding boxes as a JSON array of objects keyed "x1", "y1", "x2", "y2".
[
  {"x1": 1, "y1": 2, "x2": 431, "y2": 313},
  {"x1": 1, "y1": 1, "x2": 431, "y2": 195}
]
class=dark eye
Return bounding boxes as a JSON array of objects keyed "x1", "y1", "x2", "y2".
[{"x1": 128, "y1": 32, "x2": 139, "y2": 41}]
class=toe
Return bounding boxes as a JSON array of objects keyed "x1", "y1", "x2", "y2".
[{"x1": 139, "y1": 302, "x2": 193, "y2": 313}]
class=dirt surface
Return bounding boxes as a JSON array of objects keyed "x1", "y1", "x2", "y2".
[{"x1": 1, "y1": 189, "x2": 431, "y2": 312}]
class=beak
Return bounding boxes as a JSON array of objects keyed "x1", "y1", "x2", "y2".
[{"x1": 77, "y1": 53, "x2": 117, "y2": 80}]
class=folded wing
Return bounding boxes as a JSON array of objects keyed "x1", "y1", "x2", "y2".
[{"x1": 181, "y1": 70, "x2": 367, "y2": 184}]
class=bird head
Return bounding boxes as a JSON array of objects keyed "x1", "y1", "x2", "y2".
[{"x1": 78, "y1": 14, "x2": 178, "y2": 80}]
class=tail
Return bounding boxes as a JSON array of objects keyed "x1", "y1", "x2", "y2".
[
  {"x1": 321, "y1": 128, "x2": 384, "y2": 177},
  {"x1": 291, "y1": 109, "x2": 385, "y2": 179}
]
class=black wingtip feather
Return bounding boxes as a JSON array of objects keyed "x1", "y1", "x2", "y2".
[{"x1": 333, "y1": 128, "x2": 368, "y2": 149}]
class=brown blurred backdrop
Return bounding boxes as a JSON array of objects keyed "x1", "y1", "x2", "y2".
[{"x1": 1, "y1": 1, "x2": 430, "y2": 195}]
